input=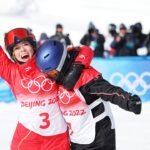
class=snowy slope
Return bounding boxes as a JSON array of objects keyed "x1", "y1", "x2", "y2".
[{"x1": 0, "y1": 102, "x2": 150, "y2": 150}]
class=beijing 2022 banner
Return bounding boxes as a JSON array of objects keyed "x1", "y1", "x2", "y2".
[
  {"x1": 0, "y1": 57, "x2": 150, "y2": 103},
  {"x1": 92, "y1": 57, "x2": 150, "y2": 102}
]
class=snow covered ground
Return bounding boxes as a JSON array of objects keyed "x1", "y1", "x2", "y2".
[
  {"x1": 0, "y1": 0, "x2": 150, "y2": 149},
  {"x1": 0, "y1": 102, "x2": 149, "y2": 150}
]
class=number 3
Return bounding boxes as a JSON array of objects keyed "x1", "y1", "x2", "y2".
[{"x1": 39, "y1": 113, "x2": 50, "y2": 129}]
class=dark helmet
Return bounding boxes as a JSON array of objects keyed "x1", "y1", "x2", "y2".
[
  {"x1": 36, "y1": 39, "x2": 67, "y2": 73},
  {"x1": 88, "y1": 21, "x2": 96, "y2": 30},
  {"x1": 119, "y1": 23, "x2": 127, "y2": 30},
  {"x1": 108, "y1": 23, "x2": 116, "y2": 32},
  {"x1": 56, "y1": 23, "x2": 63, "y2": 29},
  {"x1": 39, "y1": 32, "x2": 48, "y2": 40},
  {"x1": 88, "y1": 28, "x2": 95, "y2": 34},
  {"x1": 133, "y1": 22, "x2": 142, "y2": 33},
  {"x1": 108, "y1": 23, "x2": 117, "y2": 36},
  {"x1": 4, "y1": 28, "x2": 36, "y2": 57}
]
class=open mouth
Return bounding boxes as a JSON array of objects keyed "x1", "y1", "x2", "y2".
[{"x1": 21, "y1": 54, "x2": 30, "y2": 60}]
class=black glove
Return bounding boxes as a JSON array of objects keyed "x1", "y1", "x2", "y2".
[
  {"x1": 127, "y1": 95, "x2": 142, "y2": 114},
  {"x1": 63, "y1": 64, "x2": 84, "y2": 90}
]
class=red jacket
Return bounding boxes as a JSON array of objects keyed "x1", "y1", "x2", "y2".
[
  {"x1": 0, "y1": 46, "x2": 67, "y2": 136},
  {"x1": 68, "y1": 45, "x2": 94, "y2": 68}
]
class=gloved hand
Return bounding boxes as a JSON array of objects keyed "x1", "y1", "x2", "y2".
[
  {"x1": 127, "y1": 95, "x2": 142, "y2": 114},
  {"x1": 63, "y1": 64, "x2": 84, "y2": 90}
]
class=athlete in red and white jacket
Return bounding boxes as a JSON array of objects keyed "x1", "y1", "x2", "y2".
[
  {"x1": 0, "y1": 28, "x2": 70, "y2": 150},
  {"x1": 36, "y1": 40, "x2": 142, "y2": 150}
]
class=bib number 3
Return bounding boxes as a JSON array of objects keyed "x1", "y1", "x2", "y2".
[{"x1": 39, "y1": 113, "x2": 50, "y2": 129}]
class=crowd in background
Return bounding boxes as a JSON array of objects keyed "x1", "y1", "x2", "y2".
[{"x1": 37, "y1": 22, "x2": 150, "y2": 58}]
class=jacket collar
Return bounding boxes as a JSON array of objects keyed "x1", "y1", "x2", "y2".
[{"x1": 17, "y1": 55, "x2": 37, "y2": 76}]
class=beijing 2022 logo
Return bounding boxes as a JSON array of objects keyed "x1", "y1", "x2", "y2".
[{"x1": 109, "y1": 72, "x2": 150, "y2": 96}]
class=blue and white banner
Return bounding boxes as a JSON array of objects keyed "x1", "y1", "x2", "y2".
[
  {"x1": 0, "y1": 79, "x2": 16, "y2": 103},
  {"x1": 0, "y1": 57, "x2": 150, "y2": 103},
  {"x1": 91, "y1": 57, "x2": 150, "y2": 102}
]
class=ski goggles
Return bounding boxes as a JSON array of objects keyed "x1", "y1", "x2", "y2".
[
  {"x1": 5, "y1": 28, "x2": 33, "y2": 49},
  {"x1": 46, "y1": 70, "x2": 59, "y2": 80}
]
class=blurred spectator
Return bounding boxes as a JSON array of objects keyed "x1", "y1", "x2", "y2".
[
  {"x1": 108, "y1": 23, "x2": 118, "y2": 37},
  {"x1": 125, "y1": 22, "x2": 147, "y2": 56},
  {"x1": 104, "y1": 23, "x2": 118, "y2": 57},
  {"x1": 80, "y1": 22, "x2": 105, "y2": 57},
  {"x1": 131, "y1": 22, "x2": 147, "y2": 46},
  {"x1": 145, "y1": 32, "x2": 150, "y2": 55},
  {"x1": 119, "y1": 23, "x2": 127, "y2": 37},
  {"x1": 88, "y1": 21, "x2": 96, "y2": 30},
  {"x1": 137, "y1": 32, "x2": 150, "y2": 56},
  {"x1": 50, "y1": 23, "x2": 72, "y2": 46},
  {"x1": 38, "y1": 32, "x2": 48, "y2": 46},
  {"x1": 111, "y1": 23, "x2": 127, "y2": 56},
  {"x1": 111, "y1": 22, "x2": 147, "y2": 56}
]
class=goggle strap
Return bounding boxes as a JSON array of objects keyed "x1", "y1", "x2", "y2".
[
  {"x1": 14, "y1": 36, "x2": 21, "y2": 45},
  {"x1": 56, "y1": 44, "x2": 67, "y2": 72}
]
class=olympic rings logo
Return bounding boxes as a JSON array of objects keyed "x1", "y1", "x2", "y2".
[
  {"x1": 109, "y1": 72, "x2": 150, "y2": 96},
  {"x1": 21, "y1": 75, "x2": 55, "y2": 94},
  {"x1": 58, "y1": 88, "x2": 76, "y2": 104}
]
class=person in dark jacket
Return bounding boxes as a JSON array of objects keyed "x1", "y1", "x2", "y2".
[
  {"x1": 80, "y1": 27, "x2": 105, "y2": 57},
  {"x1": 108, "y1": 23, "x2": 118, "y2": 37},
  {"x1": 111, "y1": 23, "x2": 127, "y2": 56},
  {"x1": 50, "y1": 23, "x2": 72, "y2": 46},
  {"x1": 126, "y1": 22, "x2": 147, "y2": 56},
  {"x1": 144, "y1": 32, "x2": 150, "y2": 55},
  {"x1": 36, "y1": 40, "x2": 142, "y2": 150},
  {"x1": 104, "y1": 23, "x2": 118, "y2": 57},
  {"x1": 111, "y1": 22, "x2": 147, "y2": 56},
  {"x1": 38, "y1": 32, "x2": 49, "y2": 46}
]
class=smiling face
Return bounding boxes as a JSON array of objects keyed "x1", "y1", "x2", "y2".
[{"x1": 12, "y1": 41, "x2": 34, "y2": 63}]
